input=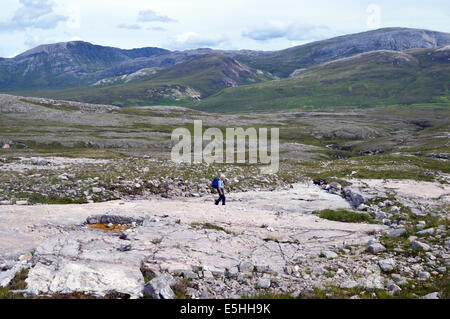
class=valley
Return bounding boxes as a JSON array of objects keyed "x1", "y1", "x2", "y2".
[
  {"x1": 0, "y1": 25, "x2": 448, "y2": 300},
  {"x1": 0, "y1": 94, "x2": 448, "y2": 299}
]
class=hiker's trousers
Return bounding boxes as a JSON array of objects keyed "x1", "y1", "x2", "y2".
[{"x1": 215, "y1": 188, "x2": 225, "y2": 205}]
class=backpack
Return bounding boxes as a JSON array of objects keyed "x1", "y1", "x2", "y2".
[{"x1": 211, "y1": 177, "x2": 219, "y2": 188}]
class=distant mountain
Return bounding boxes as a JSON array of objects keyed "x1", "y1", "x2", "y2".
[
  {"x1": 233, "y1": 27, "x2": 450, "y2": 77},
  {"x1": 34, "y1": 54, "x2": 274, "y2": 106},
  {"x1": 195, "y1": 46, "x2": 450, "y2": 112},
  {"x1": 0, "y1": 41, "x2": 169, "y2": 89},
  {"x1": 1, "y1": 27, "x2": 449, "y2": 108}
]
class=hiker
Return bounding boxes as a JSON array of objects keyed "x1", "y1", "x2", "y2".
[{"x1": 213, "y1": 174, "x2": 226, "y2": 206}]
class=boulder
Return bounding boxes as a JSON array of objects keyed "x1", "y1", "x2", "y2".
[
  {"x1": 118, "y1": 244, "x2": 131, "y2": 252},
  {"x1": 421, "y1": 292, "x2": 440, "y2": 299},
  {"x1": 34, "y1": 158, "x2": 50, "y2": 166},
  {"x1": 181, "y1": 270, "x2": 198, "y2": 280},
  {"x1": 0, "y1": 263, "x2": 29, "y2": 288},
  {"x1": 367, "y1": 243, "x2": 386, "y2": 254},
  {"x1": 387, "y1": 229, "x2": 407, "y2": 238},
  {"x1": 86, "y1": 215, "x2": 143, "y2": 226},
  {"x1": 392, "y1": 274, "x2": 408, "y2": 285},
  {"x1": 320, "y1": 250, "x2": 338, "y2": 259},
  {"x1": 375, "y1": 211, "x2": 388, "y2": 220},
  {"x1": 225, "y1": 267, "x2": 239, "y2": 278},
  {"x1": 417, "y1": 228, "x2": 435, "y2": 236},
  {"x1": 143, "y1": 274, "x2": 175, "y2": 299},
  {"x1": 387, "y1": 283, "x2": 402, "y2": 295},
  {"x1": 256, "y1": 278, "x2": 271, "y2": 289},
  {"x1": 342, "y1": 187, "x2": 369, "y2": 208},
  {"x1": 418, "y1": 271, "x2": 430, "y2": 280},
  {"x1": 411, "y1": 241, "x2": 431, "y2": 251},
  {"x1": 203, "y1": 265, "x2": 226, "y2": 277},
  {"x1": 340, "y1": 280, "x2": 358, "y2": 289},
  {"x1": 378, "y1": 258, "x2": 396, "y2": 272},
  {"x1": 238, "y1": 261, "x2": 254, "y2": 273}
]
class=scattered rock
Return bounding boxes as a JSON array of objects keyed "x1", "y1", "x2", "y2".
[
  {"x1": 387, "y1": 283, "x2": 402, "y2": 295},
  {"x1": 92, "y1": 187, "x2": 102, "y2": 193},
  {"x1": 0, "y1": 263, "x2": 29, "y2": 288},
  {"x1": 375, "y1": 211, "x2": 388, "y2": 220},
  {"x1": 343, "y1": 187, "x2": 369, "y2": 208},
  {"x1": 118, "y1": 243, "x2": 131, "y2": 252},
  {"x1": 340, "y1": 280, "x2": 358, "y2": 289},
  {"x1": 378, "y1": 258, "x2": 396, "y2": 273},
  {"x1": 387, "y1": 229, "x2": 407, "y2": 238},
  {"x1": 421, "y1": 292, "x2": 440, "y2": 299},
  {"x1": 34, "y1": 158, "x2": 50, "y2": 166},
  {"x1": 256, "y1": 278, "x2": 271, "y2": 289},
  {"x1": 417, "y1": 228, "x2": 435, "y2": 236},
  {"x1": 86, "y1": 215, "x2": 143, "y2": 226},
  {"x1": 392, "y1": 274, "x2": 408, "y2": 285},
  {"x1": 418, "y1": 271, "x2": 430, "y2": 280},
  {"x1": 321, "y1": 250, "x2": 338, "y2": 259},
  {"x1": 181, "y1": 270, "x2": 198, "y2": 280},
  {"x1": 368, "y1": 243, "x2": 386, "y2": 254},
  {"x1": 411, "y1": 241, "x2": 431, "y2": 251},
  {"x1": 225, "y1": 267, "x2": 239, "y2": 278},
  {"x1": 238, "y1": 261, "x2": 254, "y2": 273},
  {"x1": 143, "y1": 274, "x2": 175, "y2": 299}
]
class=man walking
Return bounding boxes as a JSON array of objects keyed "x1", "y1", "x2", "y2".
[{"x1": 215, "y1": 174, "x2": 226, "y2": 206}]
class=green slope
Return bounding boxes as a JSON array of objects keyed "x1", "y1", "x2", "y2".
[
  {"x1": 193, "y1": 47, "x2": 450, "y2": 113},
  {"x1": 17, "y1": 54, "x2": 273, "y2": 106}
]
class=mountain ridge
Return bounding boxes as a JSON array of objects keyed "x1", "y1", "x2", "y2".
[
  {"x1": 1, "y1": 27, "x2": 449, "y2": 110},
  {"x1": 194, "y1": 46, "x2": 450, "y2": 112}
]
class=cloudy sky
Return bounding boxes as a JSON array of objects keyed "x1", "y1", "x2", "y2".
[{"x1": 0, "y1": 0, "x2": 449, "y2": 57}]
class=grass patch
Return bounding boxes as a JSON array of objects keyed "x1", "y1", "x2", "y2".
[
  {"x1": 302, "y1": 276, "x2": 449, "y2": 299},
  {"x1": 0, "y1": 268, "x2": 29, "y2": 299},
  {"x1": 314, "y1": 209, "x2": 374, "y2": 223},
  {"x1": 191, "y1": 222, "x2": 231, "y2": 234},
  {"x1": 172, "y1": 279, "x2": 195, "y2": 299},
  {"x1": 15, "y1": 192, "x2": 87, "y2": 205},
  {"x1": 151, "y1": 237, "x2": 163, "y2": 245},
  {"x1": 242, "y1": 293, "x2": 295, "y2": 299}
]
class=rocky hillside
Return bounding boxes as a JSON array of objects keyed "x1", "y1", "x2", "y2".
[
  {"x1": 28, "y1": 54, "x2": 274, "y2": 106},
  {"x1": 1, "y1": 28, "x2": 449, "y2": 92},
  {"x1": 0, "y1": 41, "x2": 169, "y2": 89},
  {"x1": 196, "y1": 46, "x2": 450, "y2": 112},
  {"x1": 234, "y1": 27, "x2": 450, "y2": 77}
]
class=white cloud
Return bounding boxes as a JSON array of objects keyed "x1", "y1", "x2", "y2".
[
  {"x1": 242, "y1": 22, "x2": 331, "y2": 41},
  {"x1": 137, "y1": 10, "x2": 176, "y2": 23},
  {"x1": 147, "y1": 26, "x2": 166, "y2": 31},
  {"x1": 165, "y1": 32, "x2": 227, "y2": 49},
  {"x1": 24, "y1": 33, "x2": 54, "y2": 48},
  {"x1": 0, "y1": 0, "x2": 449, "y2": 57},
  {"x1": 0, "y1": 0, "x2": 67, "y2": 32},
  {"x1": 117, "y1": 23, "x2": 142, "y2": 30}
]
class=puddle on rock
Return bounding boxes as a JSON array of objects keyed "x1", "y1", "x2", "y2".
[{"x1": 88, "y1": 224, "x2": 131, "y2": 232}]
